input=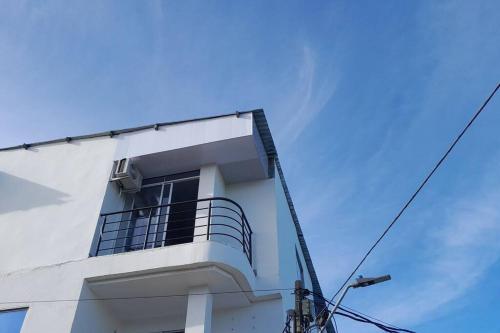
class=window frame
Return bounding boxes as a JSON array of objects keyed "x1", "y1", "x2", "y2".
[{"x1": 0, "y1": 307, "x2": 28, "y2": 333}]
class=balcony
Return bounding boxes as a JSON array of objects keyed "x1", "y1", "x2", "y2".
[{"x1": 94, "y1": 197, "x2": 253, "y2": 265}]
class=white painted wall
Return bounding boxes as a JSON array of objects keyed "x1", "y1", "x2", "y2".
[
  {"x1": 185, "y1": 286, "x2": 213, "y2": 333},
  {"x1": 0, "y1": 113, "x2": 257, "y2": 275},
  {"x1": 212, "y1": 299, "x2": 283, "y2": 333},
  {"x1": 195, "y1": 164, "x2": 226, "y2": 241},
  {"x1": 0, "y1": 138, "x2": 118, "y2": 274},
  {"x1": 225, "y1": 178, "x2": 280, "y2": 284},
  {"x1": 114, "y1": 114, "x2": 254, "y2": 161},
  {"x1": 70, "y1": 282, "x2": 122, "y2": 333},
  {"x1": 0, "y1": 113, "x2": 318, "y2": 333},
  {"x1": 120, "y1": 315, "x2": 185, "y2": 333}
]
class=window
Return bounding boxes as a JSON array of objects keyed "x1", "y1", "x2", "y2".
[
  {"x1": 0, "y1": 308, "x2": 28, "y2": 333},
  {"x1": 113, "y1": 171, "x2": 200, "y2": 253}
]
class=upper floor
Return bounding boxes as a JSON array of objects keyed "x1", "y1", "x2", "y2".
[{"x1": 0, "y1": 110, "x2": 327, "y2": 324}]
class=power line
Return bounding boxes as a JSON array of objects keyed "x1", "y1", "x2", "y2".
[
  {"x1": 332, "y1": 316, "x2": 338, "y2": 333},
  {"x1": 340, "y1": 304, "x2": 401, "y2": 330},
  {"x1": 305, "y1": 289, "x2": 412, "y2": 333},
  {"x1": 281, "y1": 313, "x2": 293, "y2": 333},
  {"x1": 318, "y1": 83, "x2": 499, "y2": 321},
  {"x1": 0, "y1": 287, "x2": 294, "y2": 305},
  {"x1": 334, "y1": 312, "x2": 400, "y2": 333},
  {"x1": 308, "y1": 290, "x2": 415, "y2": 333},
  {"x1": 336, "y1": 308, "x2": 413, "y2": 333}
]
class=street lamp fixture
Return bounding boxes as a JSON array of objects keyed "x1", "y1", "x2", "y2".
[
  {"x1": 352, "y1": 274, "x2": 391, "y2": 288},
  {"x1": 319, "y1": 274, "x2": 391, "y2": 332}
]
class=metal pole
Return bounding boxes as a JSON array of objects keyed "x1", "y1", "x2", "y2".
[
  {"x1": 319, "y1": 285, "x2": 352, "y2": 333},
  {"x1": 206, "y1": 201, "x2": 212, "y2": 240},
  {"x1": 295, "y1": 280, "x2": 304, "y2": 333},
  {"x1": 249, "y1": 226, "x2": 253, "y2": 265},
  {"x1": 95, "y1": 216, "x2": 107, "y2": 256},
  {"x1": 143, "y1": 208, "x2": 154, "y2": 250},
  {"x1": 241, "y1": 212, "x2": 246, "y2": 259}
]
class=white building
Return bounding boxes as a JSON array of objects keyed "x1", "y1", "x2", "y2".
[{"x1": 0, "y1": 110, "x2": 332, "y2": 333}]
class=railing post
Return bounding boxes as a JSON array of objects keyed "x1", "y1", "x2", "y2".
[
  {"x1": 206, "y1": 200, "x2": 212, "y2": 240},
  {"x1": 249, "y1": 226, "x2": 253, "y2": 266},
  {"x1": 143, "y1": 208, "x2": 154, "y2": 250},
  {"x1": 95, "y1": 215, "x2": 106, "y2": 256},
  {"x1": 242, "y1": 212, "x2": 246, "y2": 260},
  {"x1": 95, "y1": 197, "x2": 253, "y2": 264}
]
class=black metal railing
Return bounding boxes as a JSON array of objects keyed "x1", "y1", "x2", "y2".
[{"x1": 94, "y1": 197, "x2": 253, "y2": 265}]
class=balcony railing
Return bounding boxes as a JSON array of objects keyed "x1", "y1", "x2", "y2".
[{"x1": 94, "y1": 197, "x2": 253, "y2": 265}]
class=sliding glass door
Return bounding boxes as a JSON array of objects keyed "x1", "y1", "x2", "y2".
[
  {"x1": 165, "y1": 178, "x2": 199, "y2": 246},
  {"x1": 118, "y1": 174, "x2": 199, "y2": 252}
]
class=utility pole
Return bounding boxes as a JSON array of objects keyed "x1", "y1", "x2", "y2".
[{"x1": 294, "y1": 280, "x2": 304, "y2": 333}]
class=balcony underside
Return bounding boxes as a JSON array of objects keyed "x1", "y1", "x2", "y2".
[
  {"x1": 83, "y1": 240, "x2": 280, "y2": 318},
  {"x1": 87, "y1": 266, "x2": 251, "y2": 321}
]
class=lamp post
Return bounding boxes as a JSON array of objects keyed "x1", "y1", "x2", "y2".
[{"x1": 319, "y1": 274, "x2": 391, "y2": 332}]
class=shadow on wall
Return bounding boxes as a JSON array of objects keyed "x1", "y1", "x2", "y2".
[
  {"x1": 0, "y1": 171, "x2": 70, "y2": 214},
  {"x1": 70, "y1": 281, "x2": 120, "y2": 333}
]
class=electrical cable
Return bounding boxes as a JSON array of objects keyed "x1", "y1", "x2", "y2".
[
  {"x1": 305, "y1": 289, "x2": 415, "y2": 333},
  {"x1": 315, "y1": 83, "x2": 499, "y2": 326},
  {"x1": 334, "y1": 311, "x2": 400, "y2": 333},
  {"x1": 336, "y1": 309, "x2": 412, "y2": 333},
  {"x1": 281, "y1": 314, "x2": 292, "y2": 333},
  {"x1": 337, "y1": 307, "x2": 412, "y2": 333},
  {"x1": 332, "y1": 316, "x2": 338, "y2": 333},
  {"x1": 0, "y1": 287, "x2": 294, "y2": 305},
  {"x1": 340, "y1": 304, "x2": 398, "y2": 330}
]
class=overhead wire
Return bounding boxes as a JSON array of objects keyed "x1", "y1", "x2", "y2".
[
  {"x1": 334, "y1": 312, "x2": 400, "y2": 333},
  {"x1": 315, "y1": 83, "x2": 500, "y2": 327},
  {"x1": 305, "y1": 289, "x2": 414, "y2": 333},
  {"x1": 281, "y1": 314, "x2": 293, "y2": 333},
  {"x1": 340, "y1": 304, "x2": 402, "y2": 330},
  {"x1": 0, "y1": 287, "x2": 294, "y2": 305},
  {"x1": 332, "y1": 316, "x2": 338, "y2": 333}
]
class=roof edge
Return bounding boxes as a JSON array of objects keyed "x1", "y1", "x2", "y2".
[
  {"x1": 252, "y1": 110, "x2": 334, "y2": 332},
  {"x1": 0, "y1": 110, "x2": 260, "y2": 152}
]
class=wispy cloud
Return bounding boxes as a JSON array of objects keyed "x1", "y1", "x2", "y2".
[
  {"x1": 372, "y1": 158, "x2": 500, "y2": 325},
  {"x1": 295, "y1": 4, "x2": 500, "y2": 330},
  {"x1": 275, "y1": 45, "x2": 337, "y2": 146}
]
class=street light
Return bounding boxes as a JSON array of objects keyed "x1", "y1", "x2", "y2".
[{"x1": 319, "y1": 274, "x2": 391, "y2": 332}]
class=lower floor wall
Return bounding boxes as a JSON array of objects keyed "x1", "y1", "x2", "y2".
[
  {"x1": 9, "y1": 289, "x2": 284, "y2": 333},
  {"x1": 70, "y1": 298, "x2": 284, "y2": 333},
  {"x1": 92, "y1": 299, "x2": 284, "y2": 333},
  {"x1": 0, "y1": 261, "x2": 287, "y2": 333},
  {"x1": 212, "y1": 299, "x2": 283, "y2": 333}
]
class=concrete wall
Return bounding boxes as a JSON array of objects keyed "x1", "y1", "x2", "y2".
[
  {"x1": 0, "y1": 113, "x2": 316, "y2": 332},
  {"x1": 212, "y1": 299, "x2": 283, "y2": 333},
  {"x1": 70, "y1": 283, "x2": 123, "y2": 333},
  {"x1": 0, "y1": 113, "x2": 256, "y2": 275},
  {"x1": 0, "y1": 137, "x2": 118, "y2": 274},
  {"x1": 195, "y1": 164, "x2": 227, "y2": 242},
  {"x1": 225, "y1": 178, "x2": 280, "y2": 284},
  {"x1": 114, "y1": 114, "x2": 253, "y2": 161},
  {"x1": 120, "y1": 315, "x2": 185, "y2": 333}
]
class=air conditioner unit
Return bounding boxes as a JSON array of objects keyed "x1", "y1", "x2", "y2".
[{"x1": 110, "y1": 158, "x2": 143, "y2": 193}]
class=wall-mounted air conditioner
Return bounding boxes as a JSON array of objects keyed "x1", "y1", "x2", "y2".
[{"x1": 110, "y1": 158, "x2": 143, "y2": 193}]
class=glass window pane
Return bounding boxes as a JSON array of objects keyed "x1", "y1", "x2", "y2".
[
  {"x1": 142, "y1": 176, "x2": 165, "y2": 186},
  {"x1": 133, "y1": 185, "x2": 163, "y2": 212},
  {"x1": 0, "y1": 308, "x2": 28, "y2": 333}
]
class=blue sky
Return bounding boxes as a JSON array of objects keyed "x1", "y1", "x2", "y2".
[
  {"x1": 0, "y1": 308, "x2": 27, "y2": 333},
  {"x1": 1, "y1": 1, "x2": 499, "y2": 332}
]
